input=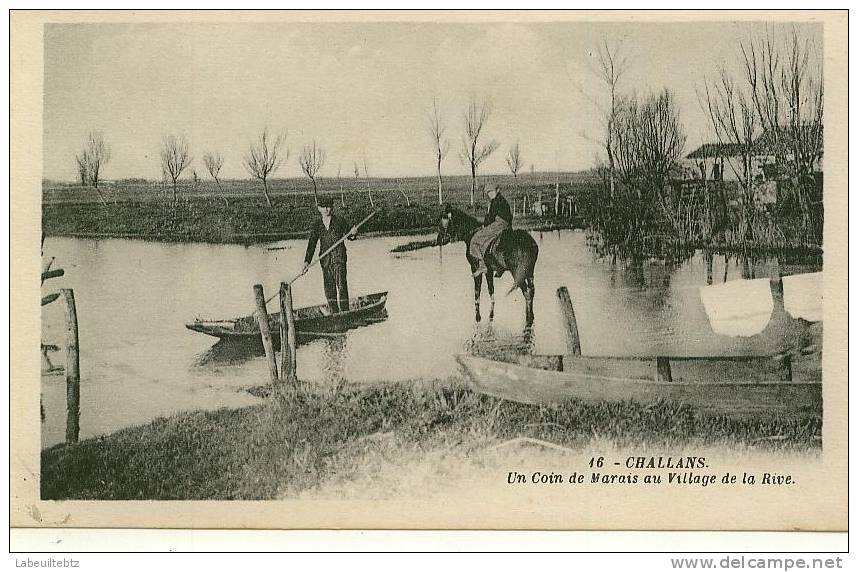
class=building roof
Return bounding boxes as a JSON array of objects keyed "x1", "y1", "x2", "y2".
[
  {"x1": 688, "y1": 125, "x2": 823, "y2": 160},
  {"x1": 685, "y1": 143, "x2": 745, "y2": 159}
]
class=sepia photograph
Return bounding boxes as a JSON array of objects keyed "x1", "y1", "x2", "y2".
[{"x1": 10, "y1": 9, "x2": 847, "y2": 532}]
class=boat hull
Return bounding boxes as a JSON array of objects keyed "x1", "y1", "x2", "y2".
[
  {"x1": 186, "y1": 292, "x2": 388, "y2": 340},
  {"x1": 455, "y1": 354, "x2": 822, "y2": 420}
]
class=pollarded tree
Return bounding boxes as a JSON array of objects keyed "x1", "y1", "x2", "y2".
[
  {"x1": 428, "y1": 97, "x2": 450, "y2": 205},
  {"x1": 506, "y1": 140, "x2": 523, "y2": 180},
  {"x1": 244, "y1": 128, "x2": 286, "y2": 207},
  {"x1": 203, "y1": 151, "x2": 224, "y2": 187},
  {"x1": 75, "y1": 131, "x2": 112, "y2": 206},
  {"x1": 160, "y1": 134, "x2": 192, "y2": 204},
  {"x1": 203, "y1": 151, "x2": 227, "y2": 205},
  {"x1": 459, "y1": 97, "x2": 499, "y2": 206},
  {"x1": 298, "y1": 140, "x2": 327, "y2": 206}
]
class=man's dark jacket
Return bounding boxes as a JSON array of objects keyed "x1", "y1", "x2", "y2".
[
  {"x1": 484, "y1": 192, "x2": 513, "y2": 226},
  {"x1": 304, "y1": 215, "x2": 354, "y2": 269}
]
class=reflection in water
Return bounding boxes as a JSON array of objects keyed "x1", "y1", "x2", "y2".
[
  {"x1": 40, "y1": 233, "x2": 823, "y2": 448},
  {"x1": 195, "y1": 338, "x2": 266, "y2": 365},
  {"x1": 465, "y1": 323, "x2": 535, "y2": 360}
]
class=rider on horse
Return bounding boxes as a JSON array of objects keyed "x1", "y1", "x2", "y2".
[{"x1": 470, "y1": 183, "x2": 512, "y2": 277}]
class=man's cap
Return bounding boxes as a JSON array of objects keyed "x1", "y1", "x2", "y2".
[
  {"x1": 318, "y1": 197, "x2": 334, "y2": 208},
  {"x1": 484, "y1": 183, "x2": 499, "y2": 194}
]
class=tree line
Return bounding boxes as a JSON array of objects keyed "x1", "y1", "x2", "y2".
[
  {"x1": 73, "y1": 94, "x2": 532, "y2": 210},
  {"x1": 578, "y1": 25, "x2": 823, "y2": 252}
]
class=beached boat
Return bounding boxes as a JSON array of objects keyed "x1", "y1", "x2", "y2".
[
  {"x1": 186, "y1": 291, "x2": 388, "y2": 340},
  {"x1": 455, "y1": 353, "x2": 822, "y2": 419}
]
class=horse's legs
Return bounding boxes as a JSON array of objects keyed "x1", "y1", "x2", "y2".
[
  {"x1": 522, "y1": 277, "x2": 535, "y2": 326},
  {"x1": 486, "y1": 273, "x2": 495, "y2": 321},
  {"x1": 473, "y1": 273, "x2": 483, "y2": 322}
]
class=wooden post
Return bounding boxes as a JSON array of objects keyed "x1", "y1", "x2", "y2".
[
  {"x1": 656, "y1": 357, "x2": 673, "y2": 383},
  {"x1": 556, "y1": 287, "x2": 582, "y2": 356},
  {"x1": 61, "y1": 289, "x2": 80, "y2": 444},
  {"x1": 253, "y1": 284, "x2": 279, "y2": 383},
  {"x1": 279, "y1": 282, "x2": 290, "y2": 381},
  {"x1": 779, "y1": 354, "x2": 793, "y2": 382},
  {"x1": 283, "y1": 282, "x2": 298, "y2": 382}
]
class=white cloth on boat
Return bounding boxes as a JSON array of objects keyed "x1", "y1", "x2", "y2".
[
  {"x1": 699, "y1": 278, "x2": 773, "y2": 337},
  {"x1": 782, "y1": 272, "x2": 823, "y2": 322}
]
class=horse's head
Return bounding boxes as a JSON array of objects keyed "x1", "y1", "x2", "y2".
[{"x1": 437, "y1": 203, "x2": 456, "y2": 246}]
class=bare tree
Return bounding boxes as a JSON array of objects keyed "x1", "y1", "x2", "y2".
[
  {"x1": 75, "y1": 153, "x2": 89, "y2": 187},
  {"x1": 298, "y1": 140, "x2": 327, "y2": 206},
  {"x1": 75, "y1": 131, "x2": 112, "y2": 206},
  {"x1": 203, "y1": 152, "x2": 224, "y2": 186},
  {"x1": 611, "y1": 89, "x2": 686, "y2": 200},
  {"x1": 699, "y1": 65, "x2": 758, "y2": 224},
  {"x1": 575, "y1": 39, "x2": 630, "y2": 199},
  {"x1": 740, "y1": 26, "x2": 823, "y2": 240},
  {"x1": 505, "y1": 140, "x2": 523, "y2": 180},
  {"x1": 244, "y1": 128, "x2": 286, "y2": 207},
  {"x1": 160, "y1": 134, "x2": 192, "y2": 204},
  {"x1": 459, "y1": 97, "x2": 499, "y2": 206},
  {"x1": 203, "y1": 151, "x2": 227, "y2": 205},
  {"x1": 428, "y1": 97, "x2": 450, "y2": 205}
]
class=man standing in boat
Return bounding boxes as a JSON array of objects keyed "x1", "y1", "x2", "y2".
[
  {"x1": 302, "y1": 197, "x2": 359, "y2": 313},
  {"x1": 470, "y1": 183, "x2": 512, "y2": 276}
]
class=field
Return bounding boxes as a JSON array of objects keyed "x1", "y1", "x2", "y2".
[{"x1": 42, "y1": 172, "x2": 594, "y2": 243}]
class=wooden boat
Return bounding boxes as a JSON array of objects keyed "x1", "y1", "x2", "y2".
[
  {"x1": 455, "y1": 352, "x2": 821, "y2": 420},
  {"x1": 186, "y1": 291, "x2": 388, "y2": 341}
]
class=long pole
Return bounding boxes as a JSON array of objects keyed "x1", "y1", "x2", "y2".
[
  {"x1": 263, "y1": 210, "x2": 378, "y2": 306},
  {"x1": 290, "y1": 210, "x2": 378, "y2": 284}
]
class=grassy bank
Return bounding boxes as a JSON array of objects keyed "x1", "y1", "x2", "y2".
[
  {"x1": 42, "y1": 381, "x2": 821, "y2": 500},
  {"x1": 42, "y1": 174, "x2": 586, "y2": 244}
]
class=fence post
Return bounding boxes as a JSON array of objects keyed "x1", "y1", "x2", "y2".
[
  {"x1": 254, "y1": 284, "x2": 280, "y2": 384},
  {"x1": 656, "y1": 357, "x2": 673, "y2": 383},
  {"x1": 283, "y1": 282, "x2": 298, "y2": 382},
  {"x1": 61, "y1": 289, "x2": 80, "y2": 444},
  {"x1": 556, "y1": 287, "x2": 582, "y2": 356}
]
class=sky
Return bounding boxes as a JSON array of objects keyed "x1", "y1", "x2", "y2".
[{"x1": 43, "y1": 20, "x2": 822, "y2": 181}]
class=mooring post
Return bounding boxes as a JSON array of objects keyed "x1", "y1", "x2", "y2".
[
  {"x1": 254, "y1": 284, "x2": 280, "y2": 383},
  {"x1": 656, "y1": 357, "x2": 673, "y2": 383},
  {"x1": 61, "y1": 289, "x2": 80, "y2": 444},
  {"x1": 556, "y1": 287, "x2": 582, "y2": 356},
  {"x1": 278, "y1": 282, "x2": 290, "y2": 381},
  {"x1": 283, "y1": 282, "x2": 298, "y2": 382}
]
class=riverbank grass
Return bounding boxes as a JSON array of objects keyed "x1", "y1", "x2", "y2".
[{"x1": 41, "y1": 380, "x2": 821, "y2": 500}]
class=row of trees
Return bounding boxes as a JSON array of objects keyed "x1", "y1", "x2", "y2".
[
  {"x1": 427, "y1": 96, "x2": 526, "y2": 208},
  {"x1": 76, "y1": 111, "x2": 520, "y2": 210},
  {"x1": 76, "y1": 128, "x2": 330, "y2": 208}
]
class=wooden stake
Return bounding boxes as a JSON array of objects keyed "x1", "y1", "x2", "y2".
[
  {"x1": 254, "y1": 284, "x2": 279, "y2": 383},
  {"x1": 656, "y1": 357, "x2": 673, "y2": 383},
  {"x1": 61, "y1": 289, "x2": 80, "y2": 444},
  {"x1": 556, "y1": 287, "x2": 582, "y2": 356},
  {"x1": 283, "y1": 282, "x2": 298, "y2": 382},
  {"x1": 279, "y1": 282, "x2": 290, "y2": 381}
]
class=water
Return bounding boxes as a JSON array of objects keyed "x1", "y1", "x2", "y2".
[{"x1": 40, "y1": 231, "x2": 821, "y2": 448}]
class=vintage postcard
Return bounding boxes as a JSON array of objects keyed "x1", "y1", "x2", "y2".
[{"x1": 11, "y1": 10, "x2": 847, "y2": 532}]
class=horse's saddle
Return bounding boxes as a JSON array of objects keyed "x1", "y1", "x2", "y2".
[{"x1": 485, "y1": 230, "x2": 510, "y2": 274}]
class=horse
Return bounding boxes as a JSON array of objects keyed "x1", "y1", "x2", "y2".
[{"x1": 437, "y1": 205, "x2": 538, "y2": 324}]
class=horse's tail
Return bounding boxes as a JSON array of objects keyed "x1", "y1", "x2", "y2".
[{"x1": 506, "y1": 233, "x2": 538, "y2": 296}]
